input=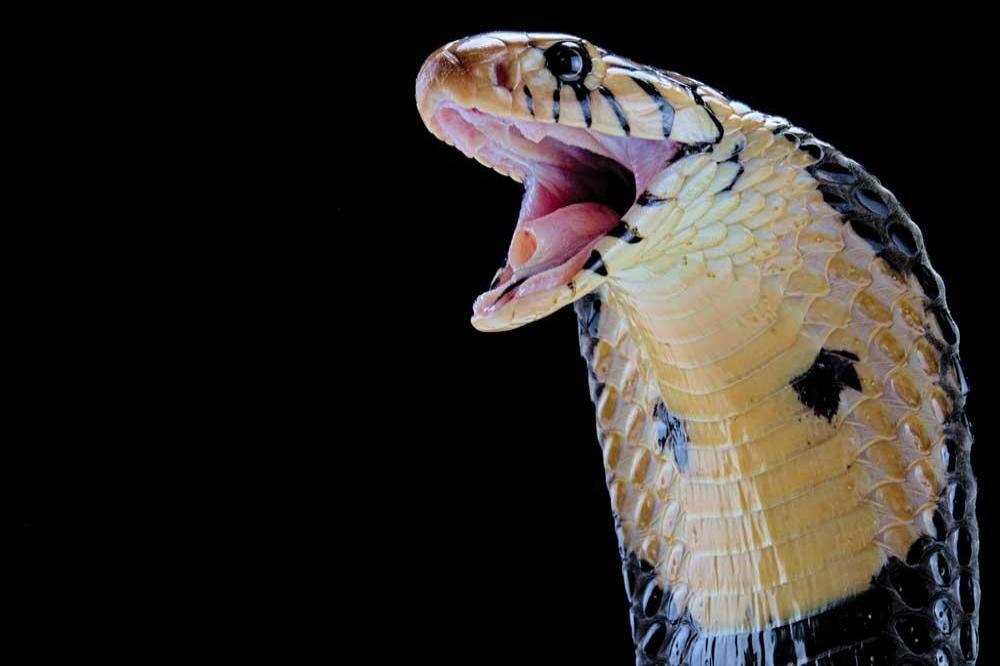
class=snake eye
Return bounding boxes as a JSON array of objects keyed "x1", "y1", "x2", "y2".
[{"x1": 544, "y1": 41, "x2": 591, "y2": 83}]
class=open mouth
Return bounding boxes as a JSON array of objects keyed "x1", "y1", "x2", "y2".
[{"x1": 430, "y1": 104, "x2": 680, "y2": 326}]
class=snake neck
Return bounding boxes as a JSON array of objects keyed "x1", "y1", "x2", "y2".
[{"x1": 574, "y1": 112, "x2": 976, "y2": 655}]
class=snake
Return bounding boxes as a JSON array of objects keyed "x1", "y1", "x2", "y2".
[{"x1": 415, "y1": 32, "x2": 978, "y2": 664}]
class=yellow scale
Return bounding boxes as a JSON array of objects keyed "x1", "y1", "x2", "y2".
[{"x1": 588, "y1": 97, "x2": 952, "y2": 632}]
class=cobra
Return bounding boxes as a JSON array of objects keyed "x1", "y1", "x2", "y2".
[{"x1": 416, "y1": 33, "x2": 978, "y2": 664}]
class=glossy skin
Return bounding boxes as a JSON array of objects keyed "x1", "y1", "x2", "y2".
[{"x1": 417, "y1": 32, "x2": 978, "y2": 664}]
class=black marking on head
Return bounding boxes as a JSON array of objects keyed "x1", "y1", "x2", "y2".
[
  {"x1": 606, "y1": 219, "x2": 643, "y2": 244},
  {"x1": 652, "y1": 401, "x2": 688, "y2": 472},
  {"x1": 637, "y1": 192, "x2": 671, "y2": 207},
  {"x1": 583, "y1": 249, "x2": 608, "y2": 276},
  {"x1": 684, "y1": 83, "x2": 724, "y2": 144},
  {"x1": 552, "y1": 88, "x2": 561, "y2": 123},
  {"x1": 598, "y1": 86, "x2": 630, "y2": 135},
  {"x1": 629, "y1": 76, "x2": 674, "y2": 139},
  {"x1": 523, "y1": 85, "x2": 534, "y2": 117},
  {"x1": 574, "y1": 84, "x2": 592, "y2": 127},
  {"x1": 543, "y1": 40, "x2": 591, "y2": 84},
  {"x1": 791, "y1": 349, "x2": 861, "y2": 421}
]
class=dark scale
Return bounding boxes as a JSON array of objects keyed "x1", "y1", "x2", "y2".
[
  {"x1": 606, "y1": 218, "x2": 643, "y2": 244},
  {"x1": 574, "y1": 291, "x2": 603, "y2": 396},
  {"x1": 583, "y1": 249, "x2": 608, "y2": 276},
  {"x1": 933, "y1": 307, "x2": 960, "y2": 346},
  {"x1": 791, "y1": 349, "x2": 861, "y2": 421},
  {"x1": 653, "y1": 400, "x2": 689, "y2": 472},
  {"x1": 637, "y1": 191, "x2": 673, "y2": 207},
  {"x1": 913, "y1": 262, "x2": 942, "y2": 302},
  {"x1": 718, "y1": 161, "x2": 744, "y2": 193},
  {"x1": 619, "y1": 523, "x2": 980, "y2": 666},
  {"x1": 854, "y1": 187, "x2": 891, "y2": 216},
  {"x1": 849, "y1": 218, "x2": 887, "y2": 252},
  {"x1": 523, "y1": 85, "x2": 534, "y2": 117},
  {"x1": 802, "y1": 139, "x2": 934, "y2": 276}
]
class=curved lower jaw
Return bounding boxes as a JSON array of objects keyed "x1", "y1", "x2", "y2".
[
  {"x1": 471, "y1": 235, "x2": 606, "y2": 332},
  {"x1": 430, "y1": 104, "x2": 678, "y2": 331}
]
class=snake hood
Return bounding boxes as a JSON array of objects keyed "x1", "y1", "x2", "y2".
[{"x1": 417, "y1": 32, "x2": 978, "y2": 665}]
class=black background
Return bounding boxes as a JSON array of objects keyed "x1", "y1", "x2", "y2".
[
  {"x1": 343, "y1": 15, "x2": 995, "y2": 663},
  {"x1": 21, "y1": 11, "x2": 994, "y2": 663}
]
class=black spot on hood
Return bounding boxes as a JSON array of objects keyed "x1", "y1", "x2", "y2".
[{"x1": 792, "y1": 349, "x2": 861, "y2": 421}]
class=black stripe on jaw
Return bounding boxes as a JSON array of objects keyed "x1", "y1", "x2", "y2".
[
  {"x1": 719, "y1": 160, "x2": 744, "y2": 193},
  {"x1": 637, "y1": 192, "x2": 672, "y2": 207},
  {"x1": 552, "y1": 87, "x2": 561, "y2": 123},
  {"x1": 683, "y1": 83, "x2": 725, "y2": 144},
  {"x1": 575, "y1": 85, "x2": 592, "y2": 127},
  {"x1": 629, "y1": 76, "x2": 674, "y2": 139},
  {"x1": 524, "y1": 85, "x2": 534, "y2": 117},
  {"x1": 583, "y1": 249, "x2": 608, "y2": 276},
  {"x1": 606, "y1": 219, "x2": 643, "y2": 244},
  {"x1": 598, "y1": 86, "x2": 630, "y2": 135},
  {"x1": 497, "y1": 277, "x2": 527, "y2": 299}
]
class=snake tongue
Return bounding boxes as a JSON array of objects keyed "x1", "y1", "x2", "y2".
[{"x1": 509, "y1": 202, "x2": 620, "y2": 274}]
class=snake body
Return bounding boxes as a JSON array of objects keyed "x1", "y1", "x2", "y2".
[{"x1": 417, "y1": 32, "x2": 978, "y2": 664}]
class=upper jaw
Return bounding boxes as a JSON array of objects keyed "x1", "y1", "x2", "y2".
[
  {"x1": 429, "y1": 103, "x2": 682, "y2": 331},
  {"x1": 417, "y1": 35, "x2": 682, "y2": 331}
]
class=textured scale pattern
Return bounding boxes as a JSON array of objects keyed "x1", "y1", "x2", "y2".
[
  {"x1": 417, "y1": 31, "x2": 978, "y2": 665},
  {"x1": 575, "y1": 114, "x2": 977, "y2": 663}
]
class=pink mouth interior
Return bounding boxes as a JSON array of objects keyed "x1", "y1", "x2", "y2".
[{"x1": 431, "y1": 104, "x2": 680, "y2": 318}]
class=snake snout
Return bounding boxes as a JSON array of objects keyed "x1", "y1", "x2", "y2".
[{"x1": 416, "y1": 33, "x2": 531, "y2": 131}]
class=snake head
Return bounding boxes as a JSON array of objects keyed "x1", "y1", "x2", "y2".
[{"x1": 416, "y1": 32, "x2": 721, "y2": 331}]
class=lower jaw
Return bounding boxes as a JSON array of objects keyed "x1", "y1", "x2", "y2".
[
  {"x1": 471, "y1": 236, "x2": 603, "y2": 327},
  {"x1": 430, "y1": 104, "x2": 680, "y2": 330}
]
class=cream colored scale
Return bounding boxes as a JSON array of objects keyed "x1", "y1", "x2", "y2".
[{"x1": 590, "y1": 99, "x2": 953, "y2": 633}]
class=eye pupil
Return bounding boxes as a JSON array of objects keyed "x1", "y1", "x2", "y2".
[{"x1": 544, "y1": 41, "x2": 590, "y2": 83}]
